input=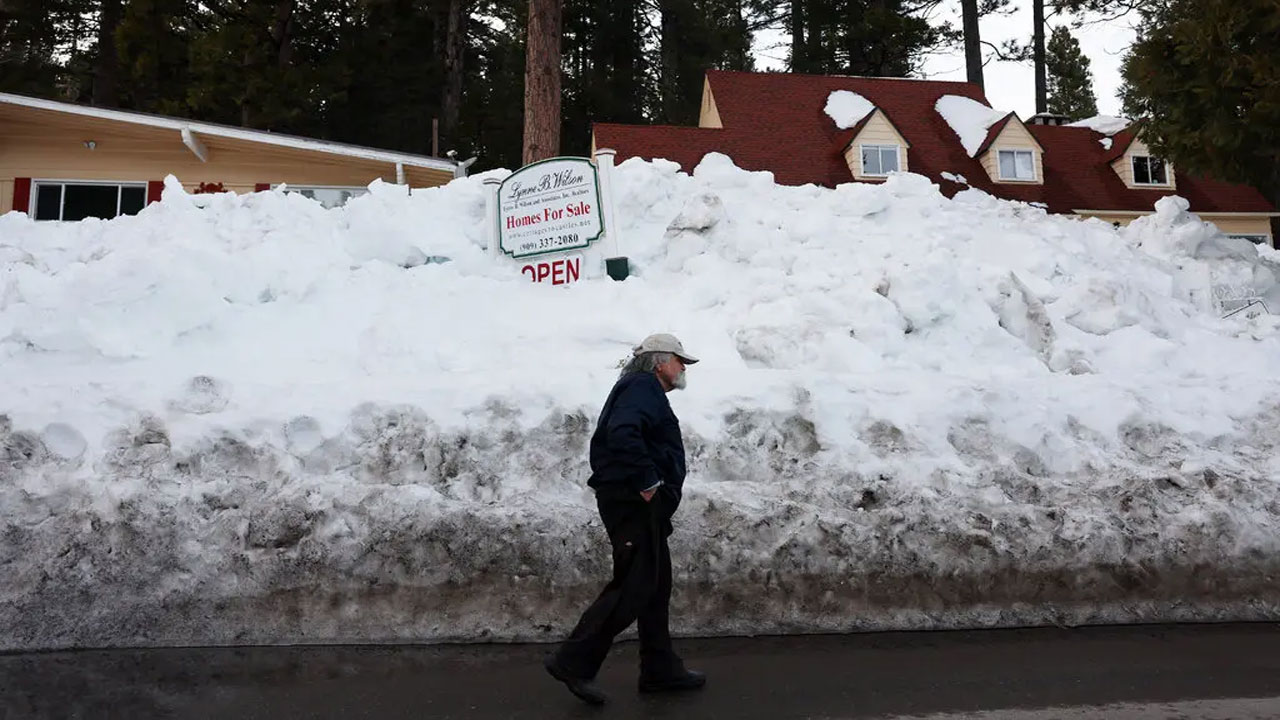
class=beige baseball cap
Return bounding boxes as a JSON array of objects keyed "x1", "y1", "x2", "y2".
[{"x1": 633, "y1": 333, "x2": 699, "y2": 364}]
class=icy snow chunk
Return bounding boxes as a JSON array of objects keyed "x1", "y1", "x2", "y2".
[
  {"x1": 170, "y1": 375, "x2": 231, "y2": 415},
  {"x1": 284, "y1": 416, "x2": 326, "y2": 455},
  {"x1": 824, "y1": 90, "x2": 875, "y2": 129},
  {"x1": 940, "y1": 172, "x2": 968, "y2": 185},
  {"x1": 40, "y1": 423, "x2": 86, "y2": 461},
  {"x1": 1067, "y1": 115, "x2": 1131, "y2": 136},
  {"x1": 935, "y1": 95, "x2": 1010, "y2": 157},
  {"x1": 666, "y1": 192, "x2": 725, "y2": 234},
  {"x1": 1100, "y1": 138, "x2": 1113, "y2": 150},
  {"x1": 693, "y1": 153, "x2": 776, "y2": 188},
  {"x1": 993, "y1": 273, "x2": 1056, "y2": 364}
]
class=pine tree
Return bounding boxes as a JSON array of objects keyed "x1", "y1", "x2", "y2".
[
  {"x1": 1121, "y1": 0, "x2": 1280, "y2": 238},
  {"x1": 1045, "y1": 25, "x2": 1097, "y2": 119},
  {"x1": 788, "y1": 0, "x2": 956, "y2": 77}
]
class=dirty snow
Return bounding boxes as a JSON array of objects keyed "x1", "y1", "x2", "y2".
[
  {"x1": 824, "y1": 90, "x2": 876, "y2": 130},
  {"x1": 1068, "y1": 115, "x2": 1131, "y2": 136},
  {"x1": 935, "y1": 95, "x2": 1011, "y2": 156},
  {"x1": 4, "y1": 156, "x2": 1280, "y2": 651}
]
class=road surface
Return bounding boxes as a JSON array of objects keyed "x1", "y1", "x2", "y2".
[{"x1": 3, "y1": 623, "x2": 1279, "y2": 719}]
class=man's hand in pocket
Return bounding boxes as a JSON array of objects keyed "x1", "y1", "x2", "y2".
[{"x1": 640, "y1": 488, "x2": 657, "y2": 502}]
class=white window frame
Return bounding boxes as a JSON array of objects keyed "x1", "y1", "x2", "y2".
[
  {"x1": 997, "y1": 149, "x2": 1036, "y2": 181},
  {"x1": 272, "y1": 183, "x2": 369, "y2": 208},
  {"x1": 29, "y1": 179, "x2": 148, "y2": 221},
  {"x1": 1131, "y1": 155, "x2": 1171, "y2": 186},
  {"x1": 859, "y1": 144, "x2": 901, "y2": 177}
]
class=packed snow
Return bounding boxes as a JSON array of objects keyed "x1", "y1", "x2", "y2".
[
  {"x1": 4, "y1": 156, "x2": 1280, "y2": 651},
  {"x1": 1068, "y1": 115, "x2": 1132, "y2": 136},
  {"x1": 935, "y1": 95, "x2": 1011, "y2": 156},
  {"x1": 940, "y1": 172, "x2": 969, "y2": 185},
  {"x1": 824, "y1": 90, "x2": 876, "y2": 130},
  {"x1": 1100, "y1": 138, "x2": 1114, "y2": 150}
]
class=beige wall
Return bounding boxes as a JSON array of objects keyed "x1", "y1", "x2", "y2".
[
  {"x1": 1113, "y1": 139, "x2": 1177, "y2": 191},
  {"x1": 698, "y1": 78, "x2": 723, "y2": 129},
  {"x1": 980, "y1": 121, "x2": 1044, "y2": 185},
  {"x1": 1076, "y1": 211, "x2": 1274, "y2": 245},
  {"x1": 1, "y1": 104, "x2": 453, "y2": 215},
  {"x1": 842, "y1": 110, "x2": 909, "y2": 181}
]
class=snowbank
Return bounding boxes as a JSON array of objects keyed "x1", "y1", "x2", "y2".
[
  {"x1": 1067, "y1": 115, "x2": 1131, "y2": 136},
  {"x1": 4, "y1": 157, "x2": 1280, "y2": 651},
  {"x1": 935, "y1": 95, "x2": 1010, "y2": 156},
  {"x1": 824, "y1": 90, "x2": 875, "y2": 129}
]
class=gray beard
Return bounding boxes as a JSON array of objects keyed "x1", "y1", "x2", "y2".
[{"x1": 672, "y1": 370, "x2": 687, "y2": 390}]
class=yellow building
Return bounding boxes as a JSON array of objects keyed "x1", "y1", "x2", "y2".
[{"x1": 0, "y1": 92, "x2": 463, "y2": 220}]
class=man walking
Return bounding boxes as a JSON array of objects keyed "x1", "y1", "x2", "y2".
[{"x1": 544, "y1": 333, "x2": 707, "y2": 705}]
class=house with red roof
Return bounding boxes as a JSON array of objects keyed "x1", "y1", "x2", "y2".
[{"x1": 593, "y1": 70, "x2": 1278, "y2": 245}]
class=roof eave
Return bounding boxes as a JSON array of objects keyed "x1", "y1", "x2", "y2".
[{"x1": 0, "y1": 92, "x2": 458, "y2": 172}]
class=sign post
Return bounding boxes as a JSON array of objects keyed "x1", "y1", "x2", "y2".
[{"x1": 592, "y1": 148, "x2": 629, "y2": 281}]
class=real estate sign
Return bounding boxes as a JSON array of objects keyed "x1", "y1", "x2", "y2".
[{"x1": 497, "y1": 157, "x2": 604, "y2": 259}]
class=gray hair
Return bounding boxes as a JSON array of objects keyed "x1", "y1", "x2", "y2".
[{"x1": 618, "y1": 351, "x2": 673, "y2": 379}]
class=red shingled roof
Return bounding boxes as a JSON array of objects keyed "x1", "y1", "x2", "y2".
[{"x1": 591, "y1": 70, "x2": 1274, "y2": 216}]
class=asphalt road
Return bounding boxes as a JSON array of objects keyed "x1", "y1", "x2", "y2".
[{"x1": 3, "y1": 623, "x2": 1279, "y2": 719}]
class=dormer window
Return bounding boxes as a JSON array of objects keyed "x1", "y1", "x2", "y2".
[
  {"x1": 1132, "y1": 156, "x2": 1169, "y2": 185},
  {"x1": 998, "y1": 150, "x2": 1036, "y2": 181},
  {"x1": 860, "y1": 145, "x2": 900, "y2": 176}
]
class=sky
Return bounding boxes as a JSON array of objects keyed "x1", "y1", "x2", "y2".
[{"x1": 752, "y1": 1, "x2": 1139, "y2": 119}]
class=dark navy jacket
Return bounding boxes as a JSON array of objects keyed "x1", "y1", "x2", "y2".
[{"x1": 586, "y1": 371, "x2": 687, "y2": 509}]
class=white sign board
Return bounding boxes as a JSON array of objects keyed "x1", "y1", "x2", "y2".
[{"x1": 498, "y1": 157, "x2": 604, "y2": 259}]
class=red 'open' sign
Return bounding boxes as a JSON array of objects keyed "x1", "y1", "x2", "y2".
[{"x1": 521, "y1": 254, "x2": 582, "y2": 286}]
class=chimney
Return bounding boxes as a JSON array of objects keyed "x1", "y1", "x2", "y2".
[{"x1": 1028, "y1": 113, "x2": 1073, "y2": 126}]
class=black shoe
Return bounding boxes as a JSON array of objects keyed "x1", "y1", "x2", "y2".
[
  {"x1": 638, "y1": 669, "x2": 706, "y2": 693},
  {"x1": 544, "y1": 654, "x2": 608, "y2": 706}
]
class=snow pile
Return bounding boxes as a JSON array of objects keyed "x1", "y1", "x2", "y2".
[
  {"x1": 1068, "y1": 115, "x2": 1131, "y2": 136},
  {"x1": 935, "y1": 95, "x2": 1011, "y2": 156},
  {"x1": 5, "y1": 156, "x2": 1280, "y2": 651},
  {"x1": 824, "y1": 90, "x2": 875, "y2": 129}
]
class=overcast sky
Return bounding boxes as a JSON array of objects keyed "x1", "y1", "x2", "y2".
[{"x1": 752, "y1": 1, "x2": 1139, "y2": 119}]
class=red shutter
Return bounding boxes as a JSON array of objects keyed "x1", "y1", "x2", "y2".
[
  {"x1": 146, "y1": 181, "x2": 164, "y2": 205},
  {"x1": 254, "y1": 183, "x2": 270, "y2": 192},
  {"x1": 13, "y1": 177, "x2": 32, "y2": 214}
]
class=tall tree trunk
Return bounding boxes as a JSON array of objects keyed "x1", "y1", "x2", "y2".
[
  {"x1": 93, "y1": 0, "x2": 122, "y2": 106},
  {"x1": 961, "y1": 0, "x2": 982, "y2": 90},
  {"x1": 442, "y1": 0, "x2": 466, "y2": 151},
  {"x1": 523, "y1": 0, "x2": 562, "y2": 164},
  {"x1": 659, "y1": 0, "x2": 680, "y2": 123},
  {"x1": 271, "y1": 0, "x2": 295, "y2": 66},
  {"x1": 1033, "y1": 0, "x2": 1046, "y2": 113},
  {"x1": 789, "y1": 0, "x2": 805, "y2": 72}
]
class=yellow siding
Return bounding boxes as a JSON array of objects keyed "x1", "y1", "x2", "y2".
[
  {"x1": 698, "y1": 78, "x2": 723, "y2": 129},
  {"x1": 1202, "y1": 216, "x2": 1273, "y2": 236},
  {"x1": 1117, "y1": 139, "x2": 1176, "y2": 191},
  {"x1": 979, "y1": 120, "x2": 1043, "y2": 185},
  {"x1": 0, "y1": 105, "x2": 452, "y2": 216},
  {"x1": 843, "y1": 110, "x2": 908, "y2": 181}
]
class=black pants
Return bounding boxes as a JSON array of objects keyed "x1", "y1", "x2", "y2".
[{"x1": 553, "y1": 487, "x2": 682, "y2": 680}]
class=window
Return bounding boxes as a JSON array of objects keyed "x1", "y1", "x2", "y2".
[
  {"x1": 276, "y1": 185, "x2": 368, "y2": 208},
  {"x1": 997, "y1": 150, "x2": 1036, "y2": 181},
  {"x1": 31, "y1": 181, "x2": 146, "y2": 221},
  {"x1": 1227, "y1": 233, "x2": 1272, "y2": 246},
  {"x1": 1132, "y1": 156, "x2": 1169, "y2": 185},
  {"x1": 860, "y1": 145, "x2": 900, "y2": 176}
]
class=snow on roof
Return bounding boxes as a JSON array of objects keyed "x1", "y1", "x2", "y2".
[
  {"x1": 0, "y1": 92, "x2": 458, "y2": 172},
  {"x1": 1100, "y1": 138, "x2": 1113, "y2": 150},
  {"x1": 934, "y1": 95, "x2": 1011, "y2": 157},
  {"x1": 823, "y1": 90, "x2": 876, "y2": 130},
  {"x1": 1066, "y1": 115, "x2": 1131, "y2": 137}
]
